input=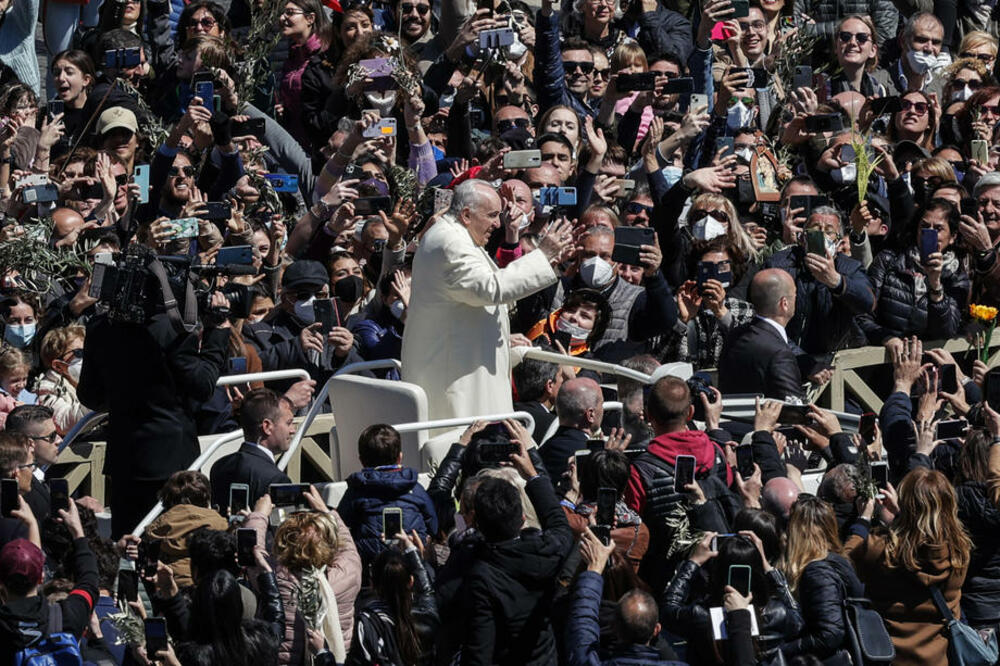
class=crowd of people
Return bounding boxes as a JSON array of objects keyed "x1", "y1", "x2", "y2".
[{"x1": 0, "y1": 0, "x2": 1000, "y2": 662}]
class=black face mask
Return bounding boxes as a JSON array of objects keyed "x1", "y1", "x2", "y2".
[{"x1": 334, "y1": 275, "x2": 364, "y2": 302}]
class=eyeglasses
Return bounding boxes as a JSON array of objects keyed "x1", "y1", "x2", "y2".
[
  {"x1": 564, "y1": 61, "x2": 594, "y2": 75},
  {"x1": 281, "y1": 8, "x2": 307, "y2": 17},
  {"x1": 690, "y1": 208, "x2": 730, "y2": 224},
  {"x1": 739, "y1": 20, "x2": 766, "y2": 30},
  {"x1": 900, "y1": 99, "x2": 928, "y2": 114},
  {"x1": 400, "y1": 2, "x2": 430, "y2": 14},
  {"x1": 497, "y1": 118, "x2": 531, "y2": 133},
  {"x1": 16, "y1": 462, "x2": 38, "y2": 471},
  {"x1": 625, "y1": 202, "x2": 654, "y2": 216},
  {"x1": 168, "y1": 165, "x2": 196, "y2": 177},
  {"x1": 952, "y1": 78, "x2": 982, "y2": 90},
  {"x1": 27, "y1": 432, "x2": 58, "y2": 444},
  {"x1": 191, "y1": 17, "x2": 218, "y2": 28},
  {"x1": 960, "y1": 52, "x2": 995, "y2": 63},
  {"x1": 64, "y1": 348, "x2": 84, "y2": 360},
  {"x1": 837, "y1": 31, "x2": 871, "y2": 45},
  {"x1": 592, "y1": 68, "x2": 611, "y2": 80}
]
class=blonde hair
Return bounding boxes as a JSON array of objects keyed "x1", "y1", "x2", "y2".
[
  {"x1": 959, "y1": 30, "x2": 998, "y2": 57},
  {"x1": 274, "y1": 512, "x2": 341, "y2": 572},
  {"x1": 610, "y1": 42, "x2": 648, "y2": 73},
  {"x1": 913, "y1": 156, "x2": 957, "y2": 183},
  {"x1": 834, "y1": 15, "x2": 880, "y2": 72},
  {"x1": 39, "y1": 325, "x2": 84, "y2": 369},
  {"x1": 945, "y1": 56, "x2": 992, "y2": 81},
  {"x1": 691, "y1": 193, "x2": 759, "y2": 261},
  {"x1": 0, "y1": 348, "x2": 29, "y2": 377},
  {"x1": 782, "y1": 495, "x2": 842, "y2": 590},
  {"x1": 884, "y1": 467, "x2": 971, "y2": 572}
]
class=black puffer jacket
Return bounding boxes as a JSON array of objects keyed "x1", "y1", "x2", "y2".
[
  {"x1": 857, "y1": 248, "x2": 970, "y2": 344},
  {"x1": 778, "y1": 553, "x2": 864, "y2": 665},
  {"x1": 956, "y1": 480, "x2": 1000, "y2": 626},
  {"x1": 661, "y1": 559, "x2": 804, "y2": 664}
]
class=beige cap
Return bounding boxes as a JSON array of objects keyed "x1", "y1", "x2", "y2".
[{"x1": 96, "y1": 106, "x2": 138, "y2": 135}]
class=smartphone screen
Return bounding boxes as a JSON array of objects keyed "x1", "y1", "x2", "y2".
[
  {"x1": 728, "y1": 564, "x2": 752, "y2": 597},
  {"x1": 145, "y1": 618, "x2": 168, "y2": 655},
  {"x1": 859, "y1": 412, "x2": 877, "y2": 445},
  {"x1": 140, "y1": 539, "x2": 161, "y2": 578},
  {"x1": 735, "y1": 445, "x2": 754, "y2": 479},
  {"x1": 236, "y1": 528, "x2": 256, "y2": 566},
  {"x1": 596, "y1": 487, "x2": 616, "y2": 526},
  {"x1": 939, "y1": 364, "x2": 958, "y2": 394},
  {"x1": 674, "y1": 455, "x2": 696, "y2": 493},
  {"x1": 920, "y1": 227, "x2": 938, "y2": 263},
  {"x1": 871, "y1": 462, "x2": 889, "y2": 490},
  {"x1": 0, "y1": 478, "x2": 17, "y2": 518},
  {"x1": 229, "y1": 483, "x2": 249, "y2": 514},
  {"x1": 936, "y1": 419, "x2": 967, "y2": 439},
  {"x1": 48, "y1": 478, "x2": 69, "y2": 514},
  {"x1": 117, "y1": 569, "x2": 139, "y2": 604},
  {"x1": 382, "y1": 507, "x2": 403, "y2": 538}
]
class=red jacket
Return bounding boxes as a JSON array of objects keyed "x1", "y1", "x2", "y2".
[{"x1": 625, "y1": 429, "x2": 732, "y2": 514}]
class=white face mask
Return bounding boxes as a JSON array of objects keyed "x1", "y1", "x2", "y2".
[
  {"x1": 579, "y1": 256, "x2": 615, "y2": 288},
  {"x1": 516, "y1": 212, "x2": 531, "y2": 229},
  {"x1": 363, "y1": 90, "x2": 397, "y2": 115},
  {"x1": 952, "y1": 85, "x2": 974, "y2": 102},
  {"x1": 661, "y1": 165, "x2": 683, "y2": 188},
  {"x1": 293, "y1": 296, "x2": 316, "y2": 324},
  {"x1": 692, "y1": 216, "x2": 727, "y2": 241},
  {"x1": 736, "y1": 147, "x2": 754, "y2": 163},
  {"x1": 556, "y1": 317, "x2": 590, "y2": 340},
  {"x1": 831, "y1": 163, "x2": 857, "y2": 184},
  {"x1": 67, "y1": 358, "x2": 83, "y2": 384},
  {"x1": 824, "y1": 237, "x2": 839, "y2": 258},
  {"x1": 907, "y1": 49, "x2": 942, "y2": 75},
  {"x1": 726, "y1": 101, "x2": 755, "y2": 131},
  {"x1": 508, "y1": 33, "x2": 528, "y2": 59},
  {"x1": 389, "y1": 299, "x2": 406, "y2": 320}
]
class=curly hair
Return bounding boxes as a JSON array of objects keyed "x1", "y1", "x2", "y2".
[{"x1": 273, "y1": 512, "x2": 341, "y2": 572}]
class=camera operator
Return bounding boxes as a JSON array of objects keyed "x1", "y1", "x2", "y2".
[{"x1": 77, "y1": 247, "x2": 232, "y2": 538}]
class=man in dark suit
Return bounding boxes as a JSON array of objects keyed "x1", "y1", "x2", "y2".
[
  {"x1": 6, "y1": 406, "x2": 62, "y2": 522},
  {"x1": 719, "y1": 269, "x2": 805, "y2": 400},
  {"x1": 210, "y1": 388, "x2": 295, "y2": 513},
  {"x1": 539, "y1": 377, "x2": 604, "y2": 483},
  {"x1": 513, "y1": 357, "x2": 563, "y2": 443}
]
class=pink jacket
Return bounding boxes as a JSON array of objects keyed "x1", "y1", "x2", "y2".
[{"x1": 246, "y1": 509, "x2": 363, "y2": 665}]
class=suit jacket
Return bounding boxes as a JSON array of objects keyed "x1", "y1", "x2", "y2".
[
  {"x1": 719, "y1": 318, "x2": 805, "y2": 400},
  {"x1": 514, "y1": 400, "x2": 557, "y2": 444},
  {"x1": 210, "y1": 442, "x2": 291, "y2": 512},
  {"x1": 24, "y1": 475, "x2": 50, "y2": 523},
  {"x1": 539, "y1": 425, "x2": 589, "y2": 484}
]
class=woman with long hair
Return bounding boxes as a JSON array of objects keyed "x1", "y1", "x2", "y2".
[
  {"x1": 276, "y1": 0, "x2": 329, "y2": 147},
  {"x1": 886, "y1": 90, "x2": 938, "y2": 152},
  {"x1": 778, "y1": 495, "x2": 864, "y2": 665},
  {"x1": 846, "y1": 467, "x2": 972, "y2": 666}
]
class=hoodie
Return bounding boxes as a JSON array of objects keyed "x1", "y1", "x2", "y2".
[
  {"x1": 625, "y1": 429, "x2": 732, "y2": 514},
  {"x1": 145, "y1": 504, "x2": 228, "y2": 589}
]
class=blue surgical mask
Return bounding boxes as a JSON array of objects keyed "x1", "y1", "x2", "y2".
[
  {"x1": 431, "y1": 144, "x2": 445, "y2": 161},
  {"x1": 3, "y1": 322, "x2": 34, "y2": 348},
  {"x1": 661, "y1": 165, "x2": 683, "y2": 188}
]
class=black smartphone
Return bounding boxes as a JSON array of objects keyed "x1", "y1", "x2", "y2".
[
  {"x1": 746, "y1": 68, "x2": 770, "y2": 88},
  {"x1": 229, "y1": 483, "x2": 249, "y2": 514},
  {"x1": 269, "y1": 483, "x2": 309, "y2": 507},
  {"x1": 611, "y1": 226, "x2": 655, "y2": 266},
  {"x1": 552, "y1": 329, "x2": 573, "y2": 350},
  {"x1": 139, "y1": 539, "x2": 161, "y2": 579},
  {"x1": 382, "y1": 507, "x2": 403, "y2": 538},
  {"x1": 793, "y1": 65, "x2": 812, "y2": 89},
  {"x1": 660, "y1": 77, "x2": 694, "y2": 94},
  {"x1": 232, "y1": 117, "x2": 266, "y2": 139},
  {"x1": 961, "y1": 198, "x2": 980, "y2": 218},
  {"x1": 711, "y1": 533, "x2": 736, "y2": 552},
  {"x1": 592, "y1": 524, "x2": 611, "y2": 546},
  {"x1": 313, "y1": 297, "x2": 337, "y2": 336},
  {"x1": 353, "y1": 196, "x2": 392, "y2": 215},
  {"x1": 237, "y1": 527, "x2": 256, "y2": 566},
  {"x1": 806, "y1": 229, "x2": 827, "y2": 256},
  {"x1": 869, "y1": 95, "x2": 902, "y2": 116},
  {"x1": 0, "y1": 478, "x2": 17, "y2": 518},
  {"x1": 936, "y1": 419, "x2": 968, "y2": 439},
  {"x1": 871, "y1": 461, "x2": 889, "y2": 490},
  {"x1": 144, "y1": 617, "x2": 168, "y2": 656},
  {"x1": 778, "y1": 403, "x2": 812, "y2": 425},
  {"x1": 674, "y1": 454, "x2": 696, "y2": 493},
  {"x1": 920, "y1": 227, "x2": 938, "y2": 263},
  {"x1": 47, "y1": 478, "x2": 69, "y2": 514},
  {"x1": 939, "y1": 363, "x2": 958, "y2": 394},
  {"x1": 200, "y1": 201, "x2": 232, "y2": 221},
  {"x1": 117, "y1": 569, "x2": 139, "y2": 604},
  {"x1": 728, "y1": 564, "x2": 752, "y2": 596},
  {"x1": 731, "y1": 0, "x2": 749, "y2": 16},
  {"x1": 47, "y1": 99, "x2": 64, "y2": 117},
  {"x1": 788, "y1": 194, "x2": 828, "y2": 216},
  {"x1": 586, "y1": 438, "x2": 605, "y2": 454},
  {"x1": 478, "y1": 441, "x2": 517, "y2": 464},
  {"x1": 859, "y1": 412, "x2": 877, "y2": 445},
  {"x1": 617, "y1": 72, "x2": 657, "y2": 92},
  {"x1": 717, "y1": 136, "x2": 735, "y2": 155},
  {"x1": 804, "y1": 114, "x2": 844, "y2": 133},
  {"x1": 596, "y1": 487, "x2": 616, "y2": 526},
  {"x1": 988, "y1": 368, "x2": 1000, "y2": 412},
  {"x1": 736, "y1": 445, "x2": 754, "y2": 479}
]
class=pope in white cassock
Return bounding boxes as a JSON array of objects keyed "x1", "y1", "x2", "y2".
[{"x1": 402, "y1": 179, "x2": 573, "y2": 420}]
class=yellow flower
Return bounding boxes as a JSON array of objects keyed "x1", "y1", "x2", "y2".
[{"x1": 970, "y1": 304, "x2": 999, "y2": 322}]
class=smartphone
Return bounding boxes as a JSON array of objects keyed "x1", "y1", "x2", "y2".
[
  {"x1": 961, "y1": 198, "x2": 980, "y2": 218},
  {"x1": 313, "y1": 297, "x2": 337, "y2": 336},
  {"x1": 105, "y1": 47, "x2": 140, "y2": 69},
  {"x1": 269, "y1": 483, "x2": 309, "y2": 507},
  {"x1": 731, "y1": 0, "x2": 750, "y2": 15},
  {"x1": 936, "y1": 418, "x2": 967, "y2": 439},
  {"x1": 804, "y1": 114, "x2": 844, "y2": 133},
  {"x1": 139, "y1": 539, "x2": 161, "y2": 579},
  {"x1": 200, "y1": 201, "x2": 232, "y2": 221},
  {"x1": 382, "y1": 507, "x2": 403, "y2": 538},
  {"x1": 859, "y1": 412, "x2": 877, "y2": 445},
  {"x1": 592, "y1": 524, "x2": 611, "y2": 546},
  {"x1": 132, "y1": 164, "x2": 149, "y2": 204},
  {"x1": 47, "y1": 478, "x2": 70, "y2": 514},
  {"x1": 538, "y1": 186, "x2": 577, "y2": 207},
  {"x1": 595, "y1": 486, "x2": 616, "y2": 526},
  {"x1": 988, "y1": 368, "x2": 1000, "y2": 412},
  {"x1": 939, "y1": 363, "x2": 958, "y2": 394},
  {"x1": 236, "y1": 527, "x2": 256, "y2": 566},
  {"x1": 0, "y1": 478, "x2": 17, "y2": 517},
  {"x1": 615, "y1": 179, "x2": 636, "y2": 197},
  {"x1": 869, "y1": 95, "x2": 902, "y2": 116},
  {"x1": 778, "y1": 403, "x2": 812, "y2": 425},
  {"x1": 746, "y1": 68, "x2": 770, "y2": 88},
  {"x1": 789, "y1": 194, "x2": 829, "y2": 216},
  {"x1": 717, "y1": 136, "x2": 735, "y2": 156},
  {"x1": 168, "y1": 217, "x2": 200, "y2": 239},
  {"x1": 232, "y1": 117, "x2": 266, "y2": 139},
  {"x1": 611, "y1": 226, "x2": 655, "y2": 266},
  {"x1": 193, "y1": 80, "x2": 214, "y2": 110},
  {"x1": 793, "y1": 65, "x2": 813, "y2": 89},
  {"x1": 478, "y1": 27, "x2": 515, "y2": 49},
  {"x1": 806, "y1": 229, "x2": 827, "y2": 255},
  {"x1": 263, "y1": 173, "x2": 299, "y2": 193},
  {"x1": 358, "y1": 57, "x2": 396, "y2": 91},
  {"x1": 674, "y1": 454, "x2": 696, "y2": 493},
  {"x1": 689, "y1": 93, "x2": 708, "y2": 111},
  {"x1": 728, "y1": 564, "x2": 752, "y2": 596},
  {"x1": 353, "y1": 196, "x2": 392, "y2": 215},
  {"x1": 216, "y1": 244, "x2": 253, "y2": 266},
  {"x1": 617, "y1": 72, "x2": 658, "y2": 92},
  {"x1": 661, "y1": 77, "x2": 694, "y2": 94},
  {"x1": 478, "y1": 441, "x2": 517, "y2": 464},
  {"x1": 839, "y1": 144, "x2": 857, "y2": 163},
  {"x1": 117, "y1": 569, "x2": 139, "y2": 604},
  {"x1": 871, "y1": 461, "x2": 889, "y2": 490},
  {"x1": 972, "y1": 139, "x2": 989, "y2": 165},
  {"x1": 144, "y1": 618, "x2": 168, "y2": 656},
  {"x1": 920, "y1": 227, "x2": 938, "y2": 263},
  {"x1": 552, "y1": 329, "x2": 573, "y2": 350},
  {"x1": 47, "y1": 99, "x2": 64, "y2": 117},
  {"x1": 433, "y1": 188, "x2": 453, "y2": 212},
  {"x1": 362, "y1": 117, "x2": 398, "y2": 139},
  {"x1": 229, "y1": 482, "x2": 249, "y2": 513},
  {"x1": 735, "y1": 445, "x2": 754, "y2": 479},
  {"x1": 711, "y1": 533, "x2": 736, "y2": 552},
  {"x1": 503, "y1": 149, "x2": 542, "y2": 170},
  {"x1": 22, "y1": 184, "x2": 59, "y2": 204}
]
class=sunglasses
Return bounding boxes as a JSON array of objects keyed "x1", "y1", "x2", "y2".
[
  {"x1": 27, "y1": 432, "x2": 58, "y2": 444},
  {"x1": 593, "y1": 68, "x2": 611, "y2": 80},
  {"x1": 837, "y1": 31, "x2": 871, "y2": 45},
  {"x1": 114, "y1": 174, "x2": 129, "y2": 186},
  {"x1": 952, "y1": 78, "x2": 982, "y2": 90},
  {"x1": 900, "y1": 99, "x2": 928, "y2": 114},
  {"x1": 690, "y1": 209, "x2": 730, "y2": 224},
  {"x1": 168, "y1": 165, "x2": 196, "y2": 177},
  {"x1": 400, "y1": 2, "x2": 430, "y2": 14},
  {"x1": 625, "y1": 202, "x2": 654, "y2": 216},
  {"x1": 191, "y1": 17, "x2": 218, "y2": 28},
  {"x1": 727, "y1": 96, "x2": 754, "y2": 107},
  {"x1": 564, "y1": 60, "x2": 594, "y2": 75},
  {"x1": 982, "y1": 104, "x2": 1000, "y2": 116},
  {"x1": 960, "y1": 52, "x2": 994, "y2": 63},
  {"x1": 497, "y1": 118, "x2": 531, "y2": 133}
]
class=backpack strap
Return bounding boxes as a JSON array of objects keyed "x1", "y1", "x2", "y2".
[
  {"x1": 47, "y1": 601, "x2": 63, "y2": 634},
  {"x1": 928, "y1": 584, "x2": 954, "y2": 623}
]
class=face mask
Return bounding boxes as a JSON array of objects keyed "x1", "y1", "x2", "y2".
[
  {"x1": 67, "y1": 358, "x2": 83, "y2": 384},
  {"x1": 692, "y1": 215, "x2": 727, "y2": 241},
  {"x1": 556, "y1": 317, "x2": 590, "y2": 341},
  {"x1": 363, "y1": 90, "x2": 397, "y2": 115},
  {"x1": 736, "y1": 147, "x2": 754, "y2": 164},
  {"x1": 726, "y1": 101, "x2": 755, "y2": 132},
  {"x1": 431, "y1": 144, "x2": 445, "y2": 161},
  {"x1": 293, "y1": 296, "x2": 316, "y2": 324},
  {"x1": 334, "y1": 275, "x2": 364, "y2": 302},
  {"x1": 4, "y1": 322, "x2": 34, "y2": 348},
  {"x1": 516, "y1": 212, "x2": 531, "y2": 230},
  {"x1": 952, "y1": 85, "x2": 974, "y2": 102},
  {"x1": 389, "y1": 299, "x2": 406, "y2": 320},
  {"x1": 661, "y1": 165, "x2": 683, "y2": 188},
  {"x1": 907, "y1": 49, "x2": 938, "y2": 75},
  {"x1": 824, "y1": 237, "x2": 839, "y2": 258},
  {"x1": 438, "y1": 86, "x2": 456, "y2": 109},
  {"x1": 831, "y1": 163, "x2": 857, "y2": 184},
  {"x1": 508, "y1": 33, "x2": 528, "y2": 59},
  {"x1": 579, "y1": 256, "x2": 615, "y2": 288}
]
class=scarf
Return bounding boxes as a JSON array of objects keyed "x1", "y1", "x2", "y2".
[{"x1": 309, "y1": 565, "x2": 346, "y2": 663}]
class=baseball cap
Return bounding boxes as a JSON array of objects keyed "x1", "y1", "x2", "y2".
[
  {"x1": 281, "y1": 260, "x2": 329, "y2": 291},
  {"x1": 0, "y1": 538, "x2": 44, "y2": 585},
  {"x1": 96, "y1": 107, "x2": 138, "y2": 135}
]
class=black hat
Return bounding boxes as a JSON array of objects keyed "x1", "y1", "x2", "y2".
[
  {"x1": 281, "y1": 260, "x2": 328, "y2": 290},
  {"x1": 499, "y1": 127, "x2": 535, "y2": 151}
]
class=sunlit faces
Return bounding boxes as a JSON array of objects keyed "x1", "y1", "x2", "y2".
[
  {"x1": 340, "y1": 8, "x2": 373, "y2": 47},
  {"x1": 52, "y1": 59, "x2": 93, "y2": 108}
]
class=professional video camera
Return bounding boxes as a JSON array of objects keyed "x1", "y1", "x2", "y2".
[{"x1": 89, "y1": 244, "x2": 254, "y2": 330}]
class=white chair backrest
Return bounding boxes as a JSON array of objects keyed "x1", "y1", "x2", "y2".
[{"x1": 328, "y1": 375, "x2": 429, "y2": 479}]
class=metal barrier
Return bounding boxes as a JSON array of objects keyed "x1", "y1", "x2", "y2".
[
  {"x1": 54, "y1": 410, "x2": 108, "y2": 458},
  {"x1": 517, "y1": 347, "x2": 654, "y2": 383},
  {"x1": 392, "y1": 411, "x2": 536, "y2": 436},
  {"x1": 215, "y1": 369, "x2": 311, "y2": 387}
]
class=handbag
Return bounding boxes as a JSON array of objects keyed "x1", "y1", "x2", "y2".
[
  {"x1": 842, "y1": 597, "x2": 895, "y2": 665},
  {"x1": 929, "y1": 584, "x2": 999, "y2": 666}
]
